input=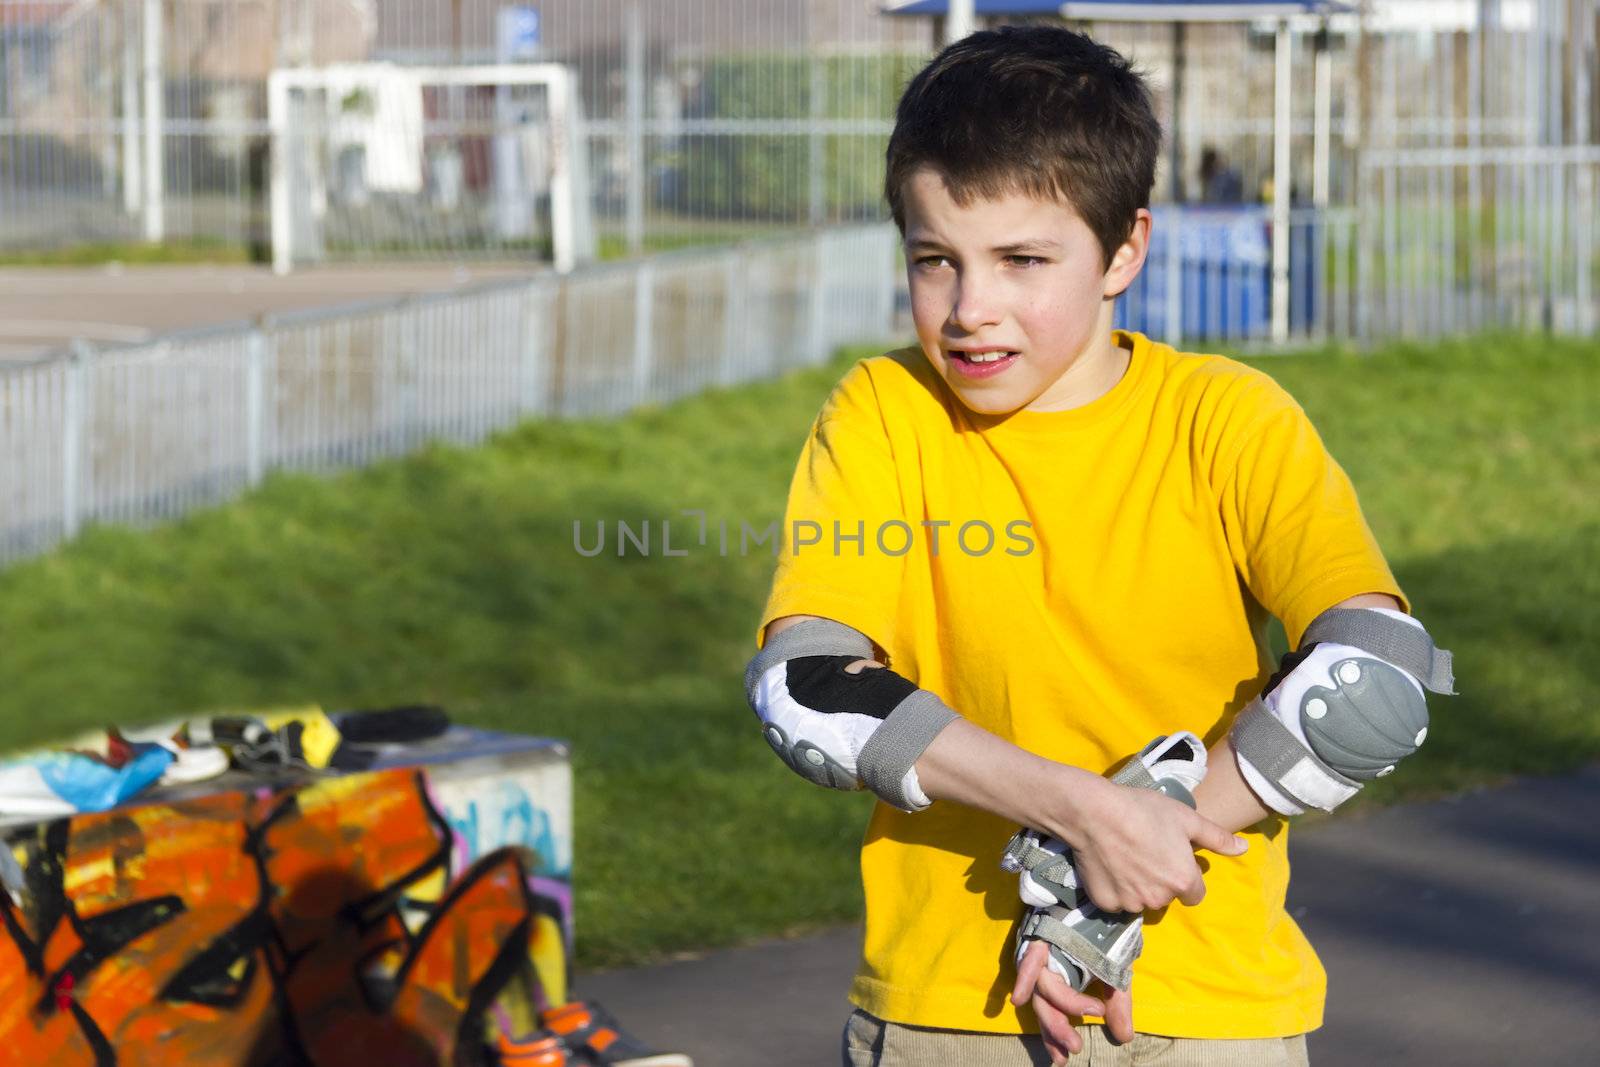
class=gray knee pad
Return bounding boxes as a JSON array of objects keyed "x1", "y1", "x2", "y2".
[
  {"x1": 1232, "y1": 607, "x2": 1455, "y2": 815},
  {"x1": 745, "y1": 619, "x2": 957, "y2": 812}
]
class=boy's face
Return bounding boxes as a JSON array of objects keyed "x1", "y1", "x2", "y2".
[{"x1": 900, "y1": 167, "x2": 1149, "y2": 415}]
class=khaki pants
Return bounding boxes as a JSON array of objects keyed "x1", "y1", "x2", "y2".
[{"x1": 842, "y1": 1009, "x2": 1310, "y2": 1067}]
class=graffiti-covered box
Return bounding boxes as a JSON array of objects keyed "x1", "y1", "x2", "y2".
[{"x1": 0, "y1": 728, "x2": 572, "y2": 1065}]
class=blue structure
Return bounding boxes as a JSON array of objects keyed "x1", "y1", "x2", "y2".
[{"x1": 884, "y1": 2, "x2": 1349, "y2": 17}]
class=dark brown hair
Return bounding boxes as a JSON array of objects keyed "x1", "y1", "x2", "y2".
[{"x1": 885, "y1": 26, "x2": 1161, "y2": 269}]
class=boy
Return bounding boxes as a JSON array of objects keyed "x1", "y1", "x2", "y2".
[{"x1": 745, "y1": 26, "x2": 1452, "y2": 1066}]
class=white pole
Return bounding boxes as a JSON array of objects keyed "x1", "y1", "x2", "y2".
[
  {"x1": 121, "y1": 2, "x2": 141, "y2": 215},
  {"x1": 625, "y1": 0, "x2": 646, "y2": 255},
  {"x1": 141, "y1": 0, "x2": 164, "y2": 242},
  {"x1": 1314, "y1": 23, "x2": 1332, "y2": 207},
  {"x1": 1271, "y1": 19, "x2": 1292, "y2": 344},
  {"x1": 268, "y1": 71, "x2": 292, "y2": 274},
  {"x1": 946, "y1": 0, "x2": 975, "y2": 46},
  {"x1": 549, "y1": 70, "x2": 577, "y2": 274}
]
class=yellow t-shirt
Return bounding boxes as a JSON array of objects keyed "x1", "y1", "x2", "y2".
[{"x1": 757, "y1": 331, "x2": 1407, "y2": 1039}]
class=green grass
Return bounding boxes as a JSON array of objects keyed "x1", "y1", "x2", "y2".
[
  {"x1": 0, "y1": 333, "x2": 1594, "y2": 968},
  {"x1": 0, "y1": 238, "x2": 257, "y2": 267}
]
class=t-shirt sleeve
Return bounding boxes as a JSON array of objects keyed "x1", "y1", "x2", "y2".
[
  {"x1": 756, "y1": 362, "x2": 909, "y2": 653},
  {"x1": 1214, "y1": 374, "x2": 1408, "y2": 648}
]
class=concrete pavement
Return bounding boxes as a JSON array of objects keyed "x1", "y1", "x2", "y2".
[{"x1": 577, "y1": 767, "x2": 1600, "y2": 1066}]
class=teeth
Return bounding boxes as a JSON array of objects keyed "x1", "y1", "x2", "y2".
[{"x1": 964, "y1": 351, "x2": 1013, "y2": 363}]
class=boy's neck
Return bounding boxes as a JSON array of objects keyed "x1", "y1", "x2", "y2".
[{"x1": 1024, "y1": 329, "x2": 1131, "y2": 414}]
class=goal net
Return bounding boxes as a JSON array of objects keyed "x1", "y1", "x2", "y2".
[{"x1": 268, "y1": 62, "x2": 594, "y2": 273}]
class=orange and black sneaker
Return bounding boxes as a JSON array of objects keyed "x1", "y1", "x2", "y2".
[
  {"x1": 538, "y1": 1000, "x2": 692, "y2": 1067},
  {"x1": 495, "y1": 1029, "x2": 576, "y2": 1067}
]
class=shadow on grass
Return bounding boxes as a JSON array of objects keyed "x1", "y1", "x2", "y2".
[{"x1": 1378, "y1": 523, "x2": 1600, "y2": 800}]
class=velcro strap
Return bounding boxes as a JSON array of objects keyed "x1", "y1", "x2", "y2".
[
  {"x1": 1110, "y1": 755, "x2": 1158, "y2": 790},
  {"x1": 1231, "y1": 699, "x2": 1360, "y2": 813},
  {"x1": 1023, "y1": 907, "x2": 1137, "y2": 992},
  {"x1": 856, "y1": 690, "x2": 958, "y2": 811},
  {"x1": 1001, "y1": 831, "x2": 1077, "y2": 901},
  {"x1": 1301, "y1": 609, "x2": 1456, "y2": 695}
]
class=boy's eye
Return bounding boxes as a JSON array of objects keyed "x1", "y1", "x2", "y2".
[
  {"x1": 1007, "y1": 255, "x2": 1045, "y2": 267},
  {"x1": 914, "y1": 255, "x2": 952, "y2": 270}
]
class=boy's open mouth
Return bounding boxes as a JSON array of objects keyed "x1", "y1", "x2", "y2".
[{"x1": 949, "y1": 350, "x2": 1020, "y2": 378}]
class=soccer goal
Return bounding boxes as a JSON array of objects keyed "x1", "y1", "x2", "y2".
[{"x1": 268, "y1": 62, "x2": 594, "y2": 274}]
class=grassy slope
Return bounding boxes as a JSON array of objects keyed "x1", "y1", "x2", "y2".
[{"x1": 0, "y1": 333, "x2": 1594, "y2": 967}]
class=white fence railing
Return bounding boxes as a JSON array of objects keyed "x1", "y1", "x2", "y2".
[
  {"x1": 0, "y1": 224, "x2": 899, "y2": 564},
  {"x1": 1356, "y1": 146, "x2": 1600, "y2": 340}
]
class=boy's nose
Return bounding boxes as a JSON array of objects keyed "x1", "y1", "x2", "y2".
[{"x1": 950, "y1": 277, "x2": 1003, "y2": 334}]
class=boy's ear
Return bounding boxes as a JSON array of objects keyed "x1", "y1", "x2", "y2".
[{"x1": 1102, "y1": 209, "x2": 1153, "y2": 299}]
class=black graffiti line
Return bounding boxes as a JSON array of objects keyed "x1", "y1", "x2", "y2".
[
  {"x1": 0, "y1": 820, "x2": 74, "y2": 976},
  {"x1": 33, "y1": 895, "x2": 187, "y2": 1017},
  {"x1": 157, "y1": 910, "x2": 274, "y2": 1009},
  {"x1": 387, "y1": 846, "x2": 534, "y2": 1000}
]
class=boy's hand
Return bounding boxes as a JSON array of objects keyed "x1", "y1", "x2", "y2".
[
  {"x1": 1012, "y1": 939, "x2": 1133, "y2": 1061},
  {"x1": 1062, "y1": 776, "x2": 1246, "y2": 914}
]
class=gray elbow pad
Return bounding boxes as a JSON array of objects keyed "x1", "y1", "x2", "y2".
[
  {"x1": 1232, "y1": 607, "x2": 1456, "y2": 815},
  {"x1": 745, "y1": 619, "x2": 958, "y2": 812}
]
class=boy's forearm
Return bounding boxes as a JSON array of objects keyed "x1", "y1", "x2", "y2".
[
  {"x1": 915, "y1": 718, "x2": 1097, "y2": 843},
  {"x1": 1192, "y1": 736, "x2": 1272, "y2": 834}
]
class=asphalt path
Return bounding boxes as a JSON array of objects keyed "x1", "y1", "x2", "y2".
[
  {"x1": 578, "y1": 767, "x2": 1600, "y2": 1066},
  {"x1": 0, "y1": 263, "x2": 535, "y2": 362}
]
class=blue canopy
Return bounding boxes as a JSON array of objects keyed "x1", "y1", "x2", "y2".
[{"x1": 884, "y1": 1, "x2": 1350, "y2": 19}]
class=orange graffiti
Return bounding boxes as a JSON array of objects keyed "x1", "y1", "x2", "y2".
[{"x1": 0, "y1": 768, "x2": 569, "y2": 1066}]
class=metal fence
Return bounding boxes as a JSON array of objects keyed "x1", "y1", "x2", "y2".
[
  {"x1": 0, "y1": 224, "x2": 898, "y2": 563},
  {"x1": 6, "y1": 1, "x2": 1595, "y2": 263},
  {"x1": 1358, "y1": 145, "x2": 1600, "y2": 338}
]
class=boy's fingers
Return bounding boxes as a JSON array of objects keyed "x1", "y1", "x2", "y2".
[
  {"x1": 1032, "y1": 993, "x2": 1082, "y2": 1060},
  {"x1": 1104, "y1": 987, "x2": 1135, "y2": 1045},
  {"x1": 1188, "y1": 814, "x2": 1249, "y2": 857},
  {"x1": 1012, "y1": 942, "x2": 1047, "y2": 1006},
  {"x1": 1035, "y1": 972, "x2": 1106, "y2": 1020},
  {"x1": 1176, "y1": 870, "x2": 1206, "y2": 908}
]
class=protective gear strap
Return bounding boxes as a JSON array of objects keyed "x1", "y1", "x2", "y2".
[
  {"x1": 744, "y1": 619, "x2": 872, "y2": 704},
  {"x1": 1301, "y1": 608, "x2": 1456, "y2": 695},
  {"x1": 1231, "y1": 696, "x2": 1361, "y2": 812},
  {"x1": 1002, "y1": 832, "x2": 1077, "y2": 904},
  {"x1": 1020, "y1": 907, "x2": 1140, "y2": 993},
  {"x1": 857, "y1": 690, "x2": 958, "y2": 810}
]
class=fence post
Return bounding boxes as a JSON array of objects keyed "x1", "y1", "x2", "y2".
[
  {"x1": 245, "y1": 327, "x2": 266, "y2": 487},
  {"x1": 1356, "y1": 159, "x2": 1373, "y2": 344},
  {"x1": 808, "y1": 232, "x2": 829, "y2": 364},
  {"x1": 519, "y1": 280, "x2": 547, "y2": 416},
  {"x1": 632, "y1": 259, "x2": 655, "y2": 401},
  {"x1": 399, "y1": 299, "x2": 420, "y2": 447},
  {"x1": 808, "y1": 57, "x2": 825, "y2": 226},
  {"x1": 722, "y1": 249, "x2": 743, "y2": 384},
  {"x1": 878, "y1": 226, "x2": 897, "y2": 340},
  {"x1": 63, "y1": 343, "x2": 90, "y2": 540},
  {"x1": 1164, "y1": 208, "x2": 1183, "y2": 348}
]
